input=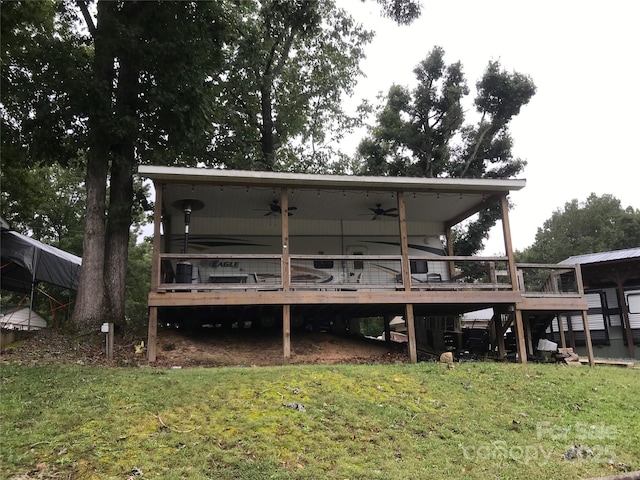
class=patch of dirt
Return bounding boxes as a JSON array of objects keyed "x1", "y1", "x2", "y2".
[{"x1": 1, "y1": 327, "x2": 408, "y2": 368}]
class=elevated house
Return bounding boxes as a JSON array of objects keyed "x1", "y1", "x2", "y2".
[{"x1": 139, "y1": 166, "x2": 594, "y2": 365}]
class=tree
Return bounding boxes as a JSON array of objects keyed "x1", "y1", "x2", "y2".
[
  {"x1": 69, "y1": 1, "x2": 230, "y2": 331},
  {"x1": 209, "y1": 0, "x2": 373, "y2": 172},
  {"x1": 0, "y1": 161, "x2": 86, "y2": 255},
  {"x1": 2, "y1": 0, "x2": 424, "y2": 331},
  {"x1": 517, "y1": 194, "x2": 640, "y2": 264},
  {"x1": 358, "y1": 46, "x2": 536, "y2": 254}
]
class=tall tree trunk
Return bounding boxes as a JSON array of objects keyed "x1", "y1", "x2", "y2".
[
  {"x1": 71, "y1": 1, "x2": 115, "y2": 331},
  {"x1": 104, "y1": 52, "x2": 138, "y2": 325}
]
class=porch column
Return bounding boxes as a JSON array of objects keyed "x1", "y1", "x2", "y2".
[
  {"x1": 281, "y1": 188, "x2": 291, "y2": 363},
  {"x1": 397, "y1": 191, "x2": 417, "y2": 363},
  {"x1": 148, "y1": 181, "x2": 163, "y2": 363},
  {"x1": 514, "y1": 309, "x2": 528, "y2": 364},
  {"x1": 499, "y1": 195, "x2": 518, "y2": 292},
  {"x1": 444, "y1": 225, "x2": 455, "y2": 280}
]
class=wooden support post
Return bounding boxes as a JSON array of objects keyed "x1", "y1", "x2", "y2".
[
  {"x1": 384, "y1": 315, "x2": 392, "y2": 346},
  {"x1": 557, "y1": 314, "x2": 567, "y2": 348},
  {"x1": 499, "y1": 195, "x2": 518, "y2": 292},
  {"x1": 283, "y1": 305, "x2": 291, "y2": 364},
  {"x1": 281, "y1": 188, "x2": 290, "y2": 292},
  {"x1": 575, "y1": 264, "x2": 598, "y2": 360},
  {"x1": 514, "y1": 309, "x2": 528, "y2": 364},
  {"x1": 148, "y1": 307, "x2": 157, "y2": 362},
  {"x1": 494, "y1": 313, "x2": 506, "y2": 359},
  {"x1": 581, "y1": 309, "x2": 595, "y2": 366},
  {"x1": 615, "y1": 275, "x2": 635, "y2": 358},
  {"x1": 281, "y1": 188, "x2": 291, "y2": 363},
  {"x1": 405, "y1": 303, "x2": 417, "y2": 363},
  {"x1": 150, "y1": 181, "x2": 163, "y2": 291},
  {"x1": 524, "y1": 314, "x2": 533, "y2": 356},
  {"x1": 397, "y1": 192, "x2": 417, "y2": 363},
  {"x1": 147, "y1": 182, "x2": 163, "y2": 363},
  {"x1": 566, "y1": 314, "x2": 576, "y2": 349}
]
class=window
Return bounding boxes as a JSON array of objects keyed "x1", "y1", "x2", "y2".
[
  {"x1": 410, "y1": 260, "x2": 428, "y2": 274},
  {"x1": 353, "y1": 252, "x2": 364, "y2": 270},
  {"x1": 314, "y1": 260, "x2": 334, "y2": 269}
]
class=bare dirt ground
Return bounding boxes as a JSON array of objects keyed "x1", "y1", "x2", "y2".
[{"x1": 1, "y1": 327, "x2": 409, "y2": 368}]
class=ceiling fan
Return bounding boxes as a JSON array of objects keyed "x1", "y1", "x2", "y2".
[
  {"x1": 364, "y1": 203, "x2": 398, "y2": 220},
  {"x1": 259, "y1": 199, "x2": 297, "y2": 216}
]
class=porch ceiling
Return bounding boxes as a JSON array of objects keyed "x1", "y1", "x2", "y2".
[{"x1": 139, "y1": 166, "x2": 526, "y2": 225}]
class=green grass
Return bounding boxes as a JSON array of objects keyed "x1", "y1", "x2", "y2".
[{"x1": 1, "y1": 362, "x2": 638, "y2": 479}]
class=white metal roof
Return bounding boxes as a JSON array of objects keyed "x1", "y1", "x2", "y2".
[
  {"x1": 560, "y1": 247, "x2": 640, "y2": 265},
  {"x1": 138, "y1": 166, "x2": 526, "y2": 194}
]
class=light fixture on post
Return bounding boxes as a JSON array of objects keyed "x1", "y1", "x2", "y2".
[
  {"x1": 171, "y1": 198, "x2": 204, "y2": 284},
  {"x1": 172, "y1": 199, "x2": 205, "y2": 253}
]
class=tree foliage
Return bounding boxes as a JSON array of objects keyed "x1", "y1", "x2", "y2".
[
  {"x1": 516, "y1": 194, "x2": 640, "y2": 264},
  {"x1": 1, "y1": 0, "x2": 423, "y2": 330},
  {"x1": 210, "y1": 0, "x2": 373, "y2": 172},
  {"x1": 357, "y1": 46, "x2": 536, "y2": 254}
]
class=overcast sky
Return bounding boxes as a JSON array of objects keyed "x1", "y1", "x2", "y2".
[{"x1": 343, "y1": 0, "x2": 639, "y2": 253}]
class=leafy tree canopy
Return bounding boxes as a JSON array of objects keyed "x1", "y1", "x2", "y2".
[
  {"x1": 210, "y1": 0, "x2": 373, "y2": 172},
  {"x1": 357, "y1": 46, "x2": 536, "y2": 254},
  {"x1": 516, "y1": 193, "x2": 640, "y2": 264},
  {"x1": 1, "y1": 0, "x2": 424, "y2": 329}
]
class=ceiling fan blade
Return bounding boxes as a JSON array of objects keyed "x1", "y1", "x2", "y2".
[
  {"x1": 288, "y1": 206, "x2": 297, "y2": 211},
  {"x1": 384, "y1": 213, "x2": 399, "y2": 217}
]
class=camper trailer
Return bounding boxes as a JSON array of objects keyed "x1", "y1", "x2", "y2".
[{"x1": 165, "y1": 233, "x2": 449, "y2": 289}]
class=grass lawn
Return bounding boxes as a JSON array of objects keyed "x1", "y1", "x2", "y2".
[{"x1": 1, "y1": 362, "x2": 638, "y2": 479}]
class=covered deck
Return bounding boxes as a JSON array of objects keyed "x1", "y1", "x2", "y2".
[{"x1": 139, "y1": 166, "x2": 594, "y2": 365}]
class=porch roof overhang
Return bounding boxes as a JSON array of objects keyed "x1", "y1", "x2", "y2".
[
  {"x1": 139, "y1": 166, "x2": 526, "y2": 193},
  {"x1": 138, "y1": 166, "x2": 526, "y2": 229}
]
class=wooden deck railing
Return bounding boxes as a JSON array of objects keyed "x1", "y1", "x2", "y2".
[{"x1": 155, "y1": 253, "x2": 581, "y2": 296}]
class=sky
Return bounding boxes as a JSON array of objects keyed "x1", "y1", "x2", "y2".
[{"x1": 342, "y1": 0, "x2": 640, "y2": 254}]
